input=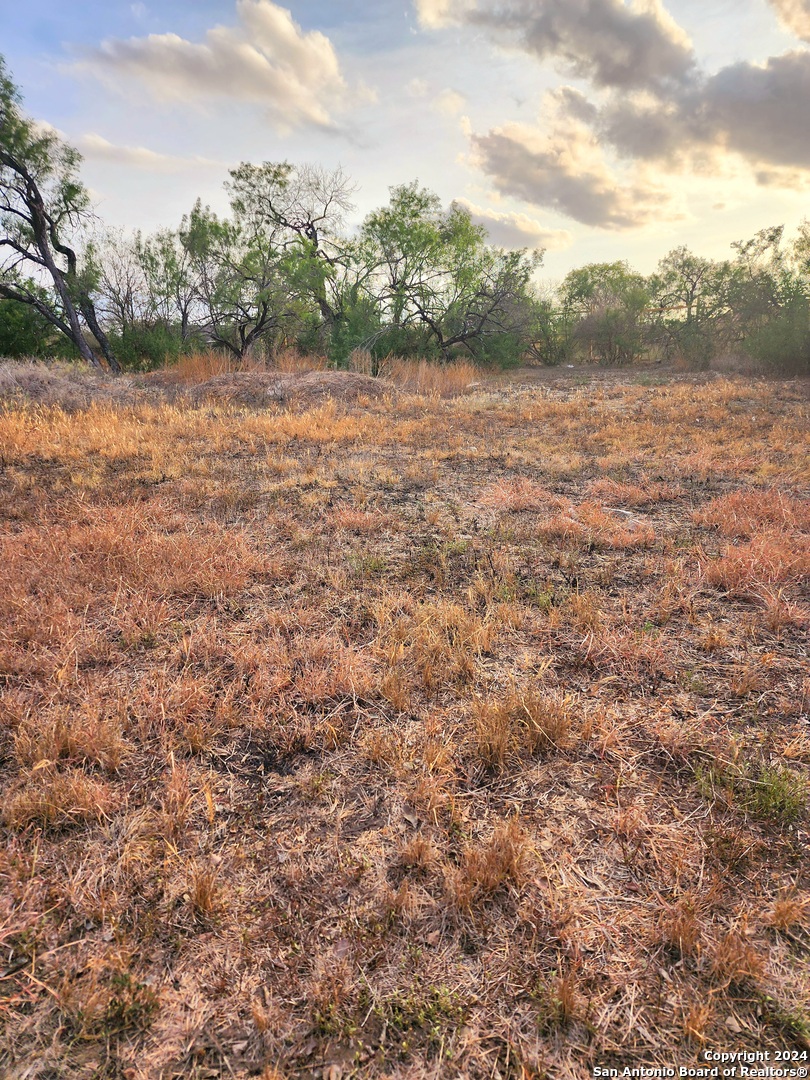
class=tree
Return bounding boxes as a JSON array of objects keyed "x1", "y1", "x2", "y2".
[
  {"x1": 0, "y1": 56, "x2": 120, "y2": 370},
  {"x1": 179, "y1": 198, "x2": 301, "y2": 361},
  {"x1": 0, "y1": 289, "x2": 64, "y2": 357},
  {"x1": 226, "y1": 161, "x2": 357, "y2": 338},
  {"x1": 135, "y1": 227, "x2": 198, "y2": 344},
  {"x1": 359, "y1": 182, "x2": 542, "y2": 362},
  {"x1": 89, "y1": 227, "x2": 202, "y2": 368},
  {"x1": 731, "y1": 225, "x2": 810, "y2": 376},
  {"x1": 648, "y1": 247, "x2": 726, "y2": 367},
  {"x1": 561, "y1": 261, "x2": 649, "y2": 365},
  {"x1": 525, "y1": 295, "x2": 575, "y2": 366}
]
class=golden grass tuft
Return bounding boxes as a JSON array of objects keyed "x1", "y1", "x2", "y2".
[
  {"x1": 473, "y1": 686, "x2": 573, "y2": 770},
  {"x1": 348, "y1": 350, "x2": 479, "y2": 397},
  {"x1": 447, "y1": 818, "x2": 531, "y2": 911},
  {"x1": 2, "y1": 768, "x2": 113, "y2": 830}
]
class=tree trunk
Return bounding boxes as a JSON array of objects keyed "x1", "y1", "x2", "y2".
[
  {"x1": 79, "y1": 295, "x2": 122, "y2": 373},
  {"x1": 26, "y1": 178, "x2": 102, "y2": 368}
]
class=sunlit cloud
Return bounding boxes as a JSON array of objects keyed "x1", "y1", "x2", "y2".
[
  {"x1": 76, "y1": 133, "x2": 223, "y2": 173},
  {"x1": 597, "y1": 50, "x2": 810, "y2": 175},
  {"x1": 455, "y1": 198, "x2": 573, "y2": 250},
  {"x1": 77, "y1": 0, "x2": 354, "y2": 132},
  {"x1": 767, "y1": 0, "x2": 810, "y2": 41},
  {"x1": 469, "y1": 107, "x2": 674, "y2": 230},
  {"x1": 433, "y1": 88, "x2": 466, "y2": 116}
]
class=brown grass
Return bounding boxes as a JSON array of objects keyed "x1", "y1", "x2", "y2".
[
  {"x1": 349, "y1": 349, "x2": 480, "y2": 397},
  {"x1": 0, "y1": 362, "x2": 808, "y2": 1077}
]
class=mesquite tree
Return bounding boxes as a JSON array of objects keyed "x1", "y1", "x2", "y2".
[
  {"x1": 0, "y1": 56, "x2": 119, "y2": 370},
  {"x1": 359, "y1": 182, "x2": 542, "y2": 362}
]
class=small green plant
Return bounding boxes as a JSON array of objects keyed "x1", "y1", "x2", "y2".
[
  {"x1": 694, "y1": 755, "x2": 806, "y2": 823},
  {"x1": 377, "y1": 982, "x2": 467, "y2": 1052},
  {"x1": 758, "y1": 994, "x2": 810, "y2": 1042},
  {"x1": 103, "y1": 971, "x2": 160, "y2": 1033},
  {"x1": 533, "y1": 965, "x2": 579, "y2": 1033},
  {"x1": 745, "y1": 763, "x2": 806, "y2": 822}
]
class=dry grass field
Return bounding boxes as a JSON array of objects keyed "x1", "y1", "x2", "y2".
[{"x1": 0, "y1": 359, "x2": 808, "y2": 1079}]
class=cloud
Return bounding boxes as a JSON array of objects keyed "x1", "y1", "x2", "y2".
[
  {"x1": 407, "y1": 77, "x2": 429, "y2": 97},
  {"x1": 767, "y1": 0, "x2": 810, "y2": 41},
  {"x1": 78, "y1": 0, "x2": 351, "y2": 131},
  {"x1": 75, "y1": 133, "x2": 222, "y2": 173},
  {"x1": 414, "y1": 0, "x2": 473, "y2": 29},
  {"x1": 433, "y1": 88, "x2": 466, "y2": 116},
  {"x1": 469, "y1": 113, "x2": 672, "y2": 229},
  {"x1": 455, "y1": 198, "x2": 572, "y2": 250},
  {"x1": 598, "y1": 50, "x2": 810, "y2": 174},
  {"x1": 415, "y1": 0, "x2": 694, "y2": 92}
]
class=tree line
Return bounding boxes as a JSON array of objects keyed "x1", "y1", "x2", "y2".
[{"x1": 2, "y1": 57, "x2": 808, "y2": 375}]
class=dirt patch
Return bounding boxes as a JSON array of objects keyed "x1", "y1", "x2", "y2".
[
  {"x1": 183, "y1": 370, "x2": 396, "y2": 408},
  {"x1": 0, "y1": 360, "x2": 141, "y2": 412}
]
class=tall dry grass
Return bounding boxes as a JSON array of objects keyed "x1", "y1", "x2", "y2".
[
  {"x1": 347, "y1": 349, "x2": 479, "y2": 397},
  {"x1": 160, "y1": 347, "x2": 328, "y2": 385},
  {"x1": 132, "y1": 347, "x2": 479, "y2": 397}
]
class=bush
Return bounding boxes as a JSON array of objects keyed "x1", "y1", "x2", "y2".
[
  {"x1": 743, "y1": 297, "x2": 810, "y2": 376},
  {"x1": 107, "y1": 323, "x2": 188, "y2": 371},
  {"x1": 0, "y1": 298, "x2": 72, "y2": 358}
]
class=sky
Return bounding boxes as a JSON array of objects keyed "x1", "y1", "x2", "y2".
[{"x1": 3, "y1": 0, "x2": 810, "y2": 280}]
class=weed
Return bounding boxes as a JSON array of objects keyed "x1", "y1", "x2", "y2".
[
  {"x1": 710, "y1": 930, "x2": 763, "y2": 988},
  {"x1": 534, "y1": 963, "x2": 580, "y2": 1032},
  {"x1": 657, "y1": 896, "x2": 704, "y2": 959},
  {"x1": 60, "y1": 956, "x2": 159, "y2": 1039},
  {"x1": 374, "y1": 982, "x2": 467, "y2": 1052},
  {"x1": 694, "y1": 753, "x2": 806, "y2": 823}
]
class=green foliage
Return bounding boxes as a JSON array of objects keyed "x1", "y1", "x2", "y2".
[
  {"x1": 328, "y1": 294, "x2": 382, "y2": 368},
  {"x1": 694, "y1": 754, "x2": 806, "y2": 823},
  {"x1": 526, "y1": 298, "x2": 575, "y2": 366},
  {"x1": 1, "y1": 55, "x2": 116, "y2": 368},
  {"x1": 0, "y1": 295, "x2": 63, "y2": 357},
  {"x1": 742, "y1": 295, "x2": 810, "y2": 376},
  {"x1": 107, "y1": 323, "x2": 187, "y2": 371},
  {"x1": 178, "y1": 197, "x2": 297, "y2": 359},
  {"x1": 562, "y1": 261, "x2": 650, "y2": 365},
  {"x1": 359, "y1": 182, "x2": 541, "y2": 363}
]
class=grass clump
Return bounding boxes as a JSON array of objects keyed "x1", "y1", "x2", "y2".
[
  {"x1": 473, "y1": 686, "x2": 573, "y2": 770},
  {"x1": 694, "y1": 752, "x2": 807, "y2": 823}
]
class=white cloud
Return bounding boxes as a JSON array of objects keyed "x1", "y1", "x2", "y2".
[
  {"x1": 767, "y1": 0, "x2": 810, "y2": 41},
  {"x1": 407, "y1": 77, "x2": 429, "y2": 98},
  {"x1": 75, "y1": 133, "x2": 222, "y2": 173},
  {"x1": 414, "y1": 0, "x2": 474, "y2": 29},
  {"x1": 433, "y1": 88, "x2": 466, "y2": 116},
  {"x1": 455, "y1": 198, "x2": 572, "y2": 250},
  {"x1": 78, "y1": 0, "x2": 352, "y2": 132}
]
